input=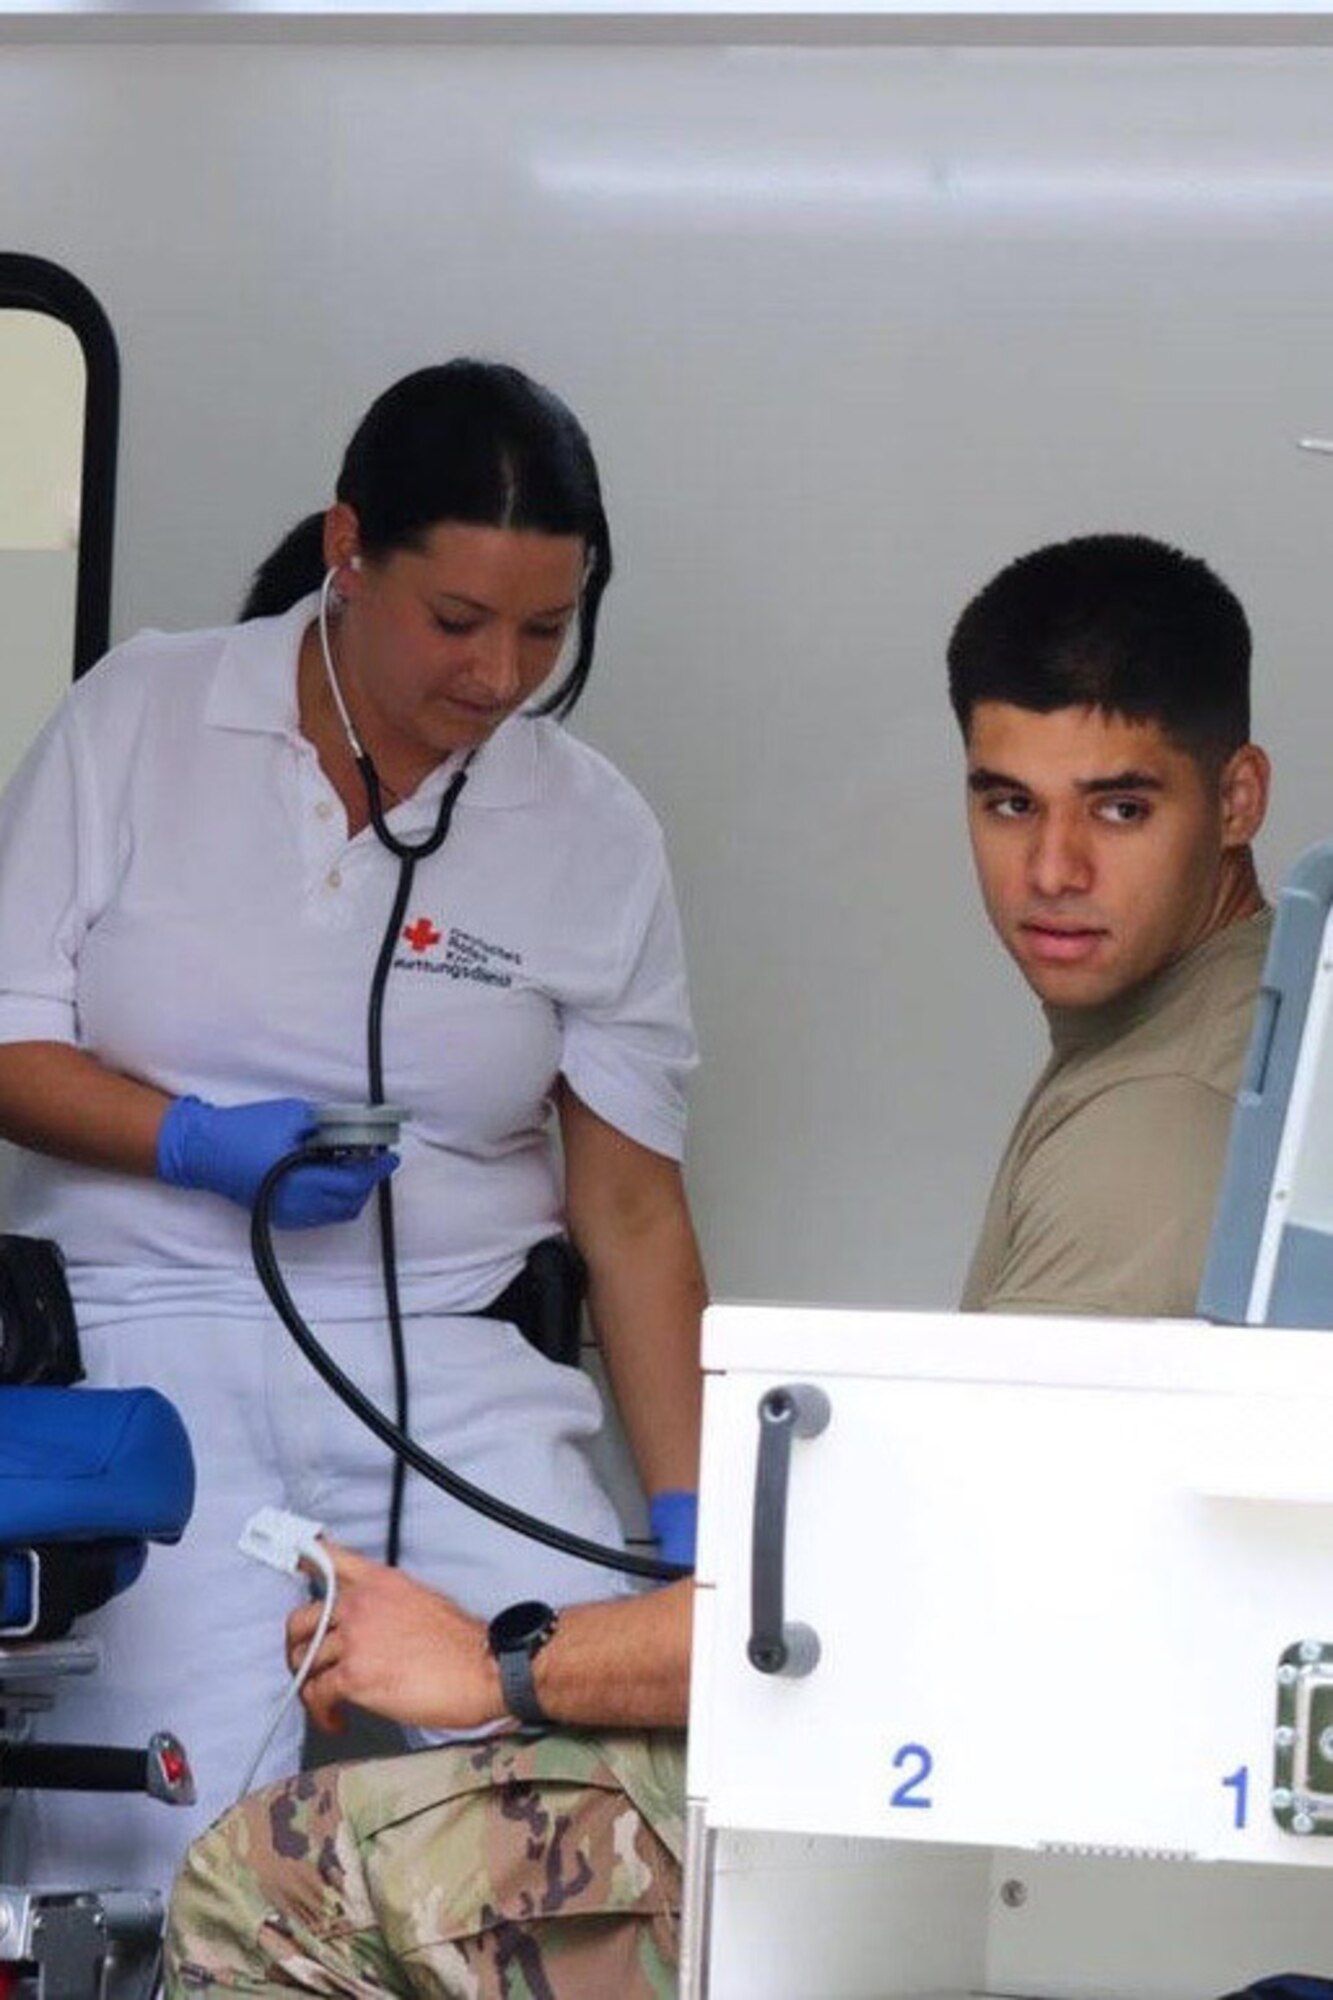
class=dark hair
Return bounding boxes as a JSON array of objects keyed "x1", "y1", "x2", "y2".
[
  {"x1": 946, "y1": 532, "x2": 1251, "y2": 765},
  {"x1": 241, "y1": 359, "x2": 613, "y2": 720}
]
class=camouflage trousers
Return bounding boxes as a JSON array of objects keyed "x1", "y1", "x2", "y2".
[{"x1": 166, "y1": 1731, "x2": 684, "y2": 2000}]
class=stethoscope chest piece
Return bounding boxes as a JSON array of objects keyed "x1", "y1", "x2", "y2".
[{"x1": 313, "y1": 1103, "x2": 408, "y2": 1152}]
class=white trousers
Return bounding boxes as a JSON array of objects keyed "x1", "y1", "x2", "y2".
[{"x1": 22, "y1": 1301, "x2": 632, "y2": 1896}]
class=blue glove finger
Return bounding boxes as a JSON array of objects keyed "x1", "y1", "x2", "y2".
[
  {"x1": 157, "y1": 1096, "x2": 319, "y2": 1211},
  {"x1": 649, "y1": 1489, "x2": 698, "y2": 1570},
  {"x1": 269, "y1": 1150, "x2": 399, "y2": 1229}
]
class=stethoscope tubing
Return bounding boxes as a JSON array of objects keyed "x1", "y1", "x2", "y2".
[{"x1": 251, "y1": 1149, "x2": 690, "y2": 1583}]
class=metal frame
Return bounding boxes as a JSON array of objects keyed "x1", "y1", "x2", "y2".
[{"x1": 0, "y1": 252, "x2": 119, "y2": 677}]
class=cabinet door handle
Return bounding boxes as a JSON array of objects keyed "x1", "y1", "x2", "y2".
[{"x1": 748, "y1": 1382, "x2": 831, "y2": 1677}]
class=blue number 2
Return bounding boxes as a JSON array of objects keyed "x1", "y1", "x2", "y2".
[
  {"x1": 1222, "y1": 1765, "x2": 1248, "y2": 1830},
  {"x1": 890, "y1": 1742, "x2": 934, "y2": 1810}
]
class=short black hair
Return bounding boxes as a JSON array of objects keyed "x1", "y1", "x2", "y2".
[
  {"x1": 241, "y1": 359, "x2": 612, "y2": 721},
  {"x1": 946, "y1": 533, "x2": 1251, "y2": 764}
]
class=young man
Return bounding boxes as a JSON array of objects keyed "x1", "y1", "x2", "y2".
[
  {"x1": 167, "y1": 1548, "x2": 693, "y2": 1997},
  {"x1": 951, "y1": 532, "x2": 1272, "y2": 1318}
]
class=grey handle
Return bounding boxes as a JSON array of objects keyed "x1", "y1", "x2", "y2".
[{"x1": 748, "y1": 1382, "x2": 831, "y2": 1677}]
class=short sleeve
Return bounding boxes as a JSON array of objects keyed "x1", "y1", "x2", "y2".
[
  {"x1": 0, "y1": 698, "x2": 101, "y2": 1047},
  {"x1": 559, "y1": 844, "x2": 697, "y2": 1161},
  {"x1": 976, "y1": 1074, "x2": 1235, "y2": 1320}
]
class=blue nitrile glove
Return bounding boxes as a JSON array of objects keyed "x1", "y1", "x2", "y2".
[
  {"x1": 156, "y1": 1096, "x2": 397, "y2": 1228},
  {"x1": 649, "y1": 1489, "x2": 698, "y2": 1570}
]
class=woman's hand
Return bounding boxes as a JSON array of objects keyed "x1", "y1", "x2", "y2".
[
  {"x1": 287, "y1": 1541, "x2": 506, "y2": 1735},
  {"x1": 156, "y1": 1096, "x2": 396, "y2": 1225}
]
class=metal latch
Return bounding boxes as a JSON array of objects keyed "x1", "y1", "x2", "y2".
[
  {"x1": 0, "y1": 1889, "x2": 163, "y2": 2000},
  {"x1": 1272, "y1": 1638, "x2": 1333, "y2": 1834}
]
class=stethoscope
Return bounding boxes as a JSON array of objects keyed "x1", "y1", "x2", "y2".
[
  {"x1": 248, "y1": 569, "x2": 688, "y2": 1584},
  {"x1": 316, "y1": 565, "x2": 470, "y2": 865}
]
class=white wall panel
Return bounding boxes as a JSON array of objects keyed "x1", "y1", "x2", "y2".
[{"x1": 1, "y1": 33, "x2": 1330, "y2": 1305}]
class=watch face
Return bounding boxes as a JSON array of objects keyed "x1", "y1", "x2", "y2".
[{"x1": 489, "y1": 1599, "x2": 557, "y2": 1655}]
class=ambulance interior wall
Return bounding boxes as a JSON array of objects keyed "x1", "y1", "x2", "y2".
[{"x1": 2, "y1": 27, "x2": 1332, "y2": 1310}]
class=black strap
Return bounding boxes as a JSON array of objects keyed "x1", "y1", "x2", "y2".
[{"x1": 0, "y1": 1740, "x2": 152, "y2": 1793}]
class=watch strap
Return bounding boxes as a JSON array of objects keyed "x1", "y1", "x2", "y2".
[{"x1": 496, "y1": 1643, "x2": 549, "y2": 1725}]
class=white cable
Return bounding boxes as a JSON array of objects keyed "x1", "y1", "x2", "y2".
[
  {"x1": 235, "y1": 1508, "x2": 338, "y2": 1801},
  {"x1": 318, "y1": 563, "x2": 473, "y2": 795},
  {"x1": 318, "y1": 566, "x2": 365, "y2": 761}
]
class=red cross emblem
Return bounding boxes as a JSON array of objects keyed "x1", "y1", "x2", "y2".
[{"x1": 402, "y1": 917, "x2": 442, "y2": 954}]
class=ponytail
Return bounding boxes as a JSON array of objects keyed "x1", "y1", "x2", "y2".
[{"x1": 240, "y1": 513, "x2": 326, "y2": 620}]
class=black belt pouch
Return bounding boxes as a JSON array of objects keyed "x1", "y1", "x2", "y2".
[
  {"x1": 478, "y1": 1236, "x2": 587, "y2": 1369},
  {"x1": 0, "y1": 1235, "x2": 82, "y2": 1386}
]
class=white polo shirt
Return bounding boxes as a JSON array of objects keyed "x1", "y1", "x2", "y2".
[{"x1": 0, "y1": 596, "x2": 697, "y2": 1317}]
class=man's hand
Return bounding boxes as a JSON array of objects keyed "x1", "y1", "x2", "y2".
[{"x1": 288, "y1": 1541, "x2": 507, "y2": 1736}]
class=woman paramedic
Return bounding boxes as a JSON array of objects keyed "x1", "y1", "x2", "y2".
[{"x1": 0, "y1": 359, "x2": 708, "y2": 1890}]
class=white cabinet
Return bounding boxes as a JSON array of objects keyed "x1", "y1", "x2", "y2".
[{"x1": 683, "y1": 1307, "x2": 1333, "y2": 1998}]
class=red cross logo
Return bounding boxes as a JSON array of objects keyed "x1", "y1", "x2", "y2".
[{"x1": 402, "y1": 917, "x2": 442, "y2": 954}]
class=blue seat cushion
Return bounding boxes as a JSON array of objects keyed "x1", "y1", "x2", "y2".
[{"x1": 0, "y1": 1387, "x2": 194, "y2": 1545}]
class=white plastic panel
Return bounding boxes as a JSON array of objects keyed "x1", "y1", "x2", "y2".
[
  {"x1": 700, "y1": 1832, "x2": 991, "y2": 1999},
  {"x1": 688, "y1": 1307, "x2": 1333, "y2": 1994},
  {"x1": 988, "y1": 1846, "x2": 1333, "y2": 1998},
  {"x1": 683, "y1": 1831, "x2": 1333, "y2": 1999},
  {"x1": 691, "y1": 1310, "x2": 1333, "y2": 1858}
]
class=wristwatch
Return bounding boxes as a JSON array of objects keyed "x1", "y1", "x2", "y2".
[{"x1": 487, "y1": 1599, "x2": 559, "y2": 1725}]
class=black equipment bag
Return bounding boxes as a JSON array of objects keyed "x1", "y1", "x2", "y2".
[
  {"x1": 0, "y1": 1235, "x2": 82, "y2": 1386},
  {"x1": 478, "y1": 1236, "x2": 587, "y2": 1368}
]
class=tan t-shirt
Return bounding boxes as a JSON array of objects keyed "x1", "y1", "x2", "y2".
[{"x1": 962, "y1": 909, "x2": 1272, "y2": 1319}]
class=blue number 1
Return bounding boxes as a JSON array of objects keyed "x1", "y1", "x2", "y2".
[
  {"x1": 890, "y1": 1742, "x2": 934, "y2": 1810},
  {"x1": 1222, "y1": 1765, "x2": 1248, "y2": 1829}
]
